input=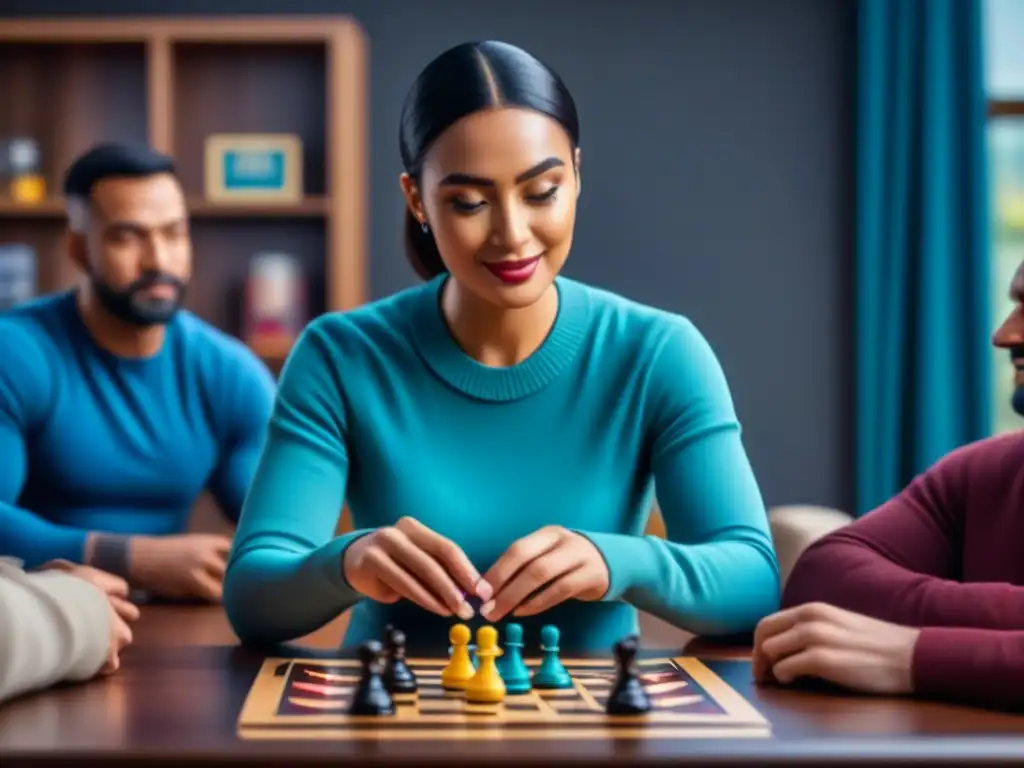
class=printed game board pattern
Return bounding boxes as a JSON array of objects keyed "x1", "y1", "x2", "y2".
[
  {"x1": 236, "y1": 655, "x2": 772, "y2": 740},
  {"x1": 279, "y1": 659, "x2": 726, "y2": 720}
]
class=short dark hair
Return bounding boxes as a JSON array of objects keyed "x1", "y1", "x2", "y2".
[
  {"x1": 63, "y1": 142, "x2": 177, "y2": 201},
  {"x1": 398, "y1": 41, "x2": 580, "y2": 280}
]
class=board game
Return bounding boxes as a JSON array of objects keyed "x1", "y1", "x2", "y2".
[{"x1": 237, "y1": 655, "x2": 771, "y2": 741}]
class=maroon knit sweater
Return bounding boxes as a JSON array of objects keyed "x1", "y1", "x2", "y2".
[{"x1": 782, "y1": 431, "x2": 1024, "y2": 709}]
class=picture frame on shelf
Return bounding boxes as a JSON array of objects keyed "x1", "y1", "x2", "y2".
[
  {"x1": 0, "y1": 16, "x2": 366, "y2": 320},
  {"x1": 243, "y1": 251, "x2": 308, "y2": 362},
  {"x1": 204, "y1": 133, "x2": 303, "y2": 204}
]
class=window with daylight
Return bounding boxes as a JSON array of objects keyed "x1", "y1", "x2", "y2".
[{"x1": 985, "y1": 0, "x2": 1024, "y2": 434}]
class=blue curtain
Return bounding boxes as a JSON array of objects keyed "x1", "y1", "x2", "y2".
[{"x1": 855, "y1": 0, "x2": 992, "y2": 516}]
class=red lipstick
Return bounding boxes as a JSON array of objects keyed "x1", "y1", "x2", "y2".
[{"x1": 483, "y1": 256, "x2": 541, "y2": 285}]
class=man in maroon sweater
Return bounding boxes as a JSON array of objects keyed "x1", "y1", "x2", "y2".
[{"x1": 753, "y1": 262, "x2": 1024, "y2": 710}]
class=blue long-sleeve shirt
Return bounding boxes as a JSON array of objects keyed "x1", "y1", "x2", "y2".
[
  {"x1": 0, "y1": 291, "x2": 276, "y2": 568},
  {"x1": 225, "y1": 275, "x2": 780, "y2": 653}
]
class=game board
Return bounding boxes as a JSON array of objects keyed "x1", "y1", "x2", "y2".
[{"x1": 237, "y1": 655, "x2": 771, "y2": 741}]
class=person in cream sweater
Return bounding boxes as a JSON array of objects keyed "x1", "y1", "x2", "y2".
[{"x1": 0, "y1": 557, "x2": 137, "y2": 703}]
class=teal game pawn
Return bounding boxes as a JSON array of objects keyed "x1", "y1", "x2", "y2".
[
  {"x1": 498, "y1": 623, "x2": 531, "y2": 694},
  {"x1": 531, "y1": 624, "x2": 572, "y2": 689}
]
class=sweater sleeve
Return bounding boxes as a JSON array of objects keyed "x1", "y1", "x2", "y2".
[
  {"x1": 0, "y1": 322, "x2": 91, "y2": 567},
  {"x1": 0, "y1": 558, "x2": 111, "y2": 703},
  {"x1": 578, "y1": 318, "x2": 781, "y2": 635},
  {"x1": 223, "y1": 321, "x2": 372, "y2": 646},
  {"x1": 206, "y1": 345, "x2": 277, "y2": 524},
  {"x1": 913, "y1": 627, "x2": 1024, "y2": 710},
  {"x1": 781, "y1": 442, "x2": 1024, "y2": 630}
]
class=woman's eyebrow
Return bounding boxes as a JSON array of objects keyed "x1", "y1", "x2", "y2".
[{"x1": 438, "y1": 156, "x2": 565, "y2": 187}]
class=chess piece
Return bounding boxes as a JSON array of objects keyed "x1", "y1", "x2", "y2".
[
  {"x1": 347, "y1": 640, "x2": 395, "y2": 716},
  {"x1": 465, "y1": 625, "x2": 505, "y2": 703},
  {"x1": 498, "y1": 622, "x2": 531, "y2": 694},
  {"x1": 382, "y1": 625, "x2": 418, "y2": 694},
  {"x1": 448, "y1": 642, "x2": 479, "y2": 669},
  {"x1": 441, "y1": 623, "x2": 476, "y2": 690},
  {"x1": 531, "y1": 624, "x2": 572, "y2": 689},
  {"x1": 606, "y1": 635, "x2": 651, "y2": 715}
]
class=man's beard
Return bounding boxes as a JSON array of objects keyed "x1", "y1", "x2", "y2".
[
  {"x1": 1011, "y1": 345, "x2": 1024, "y2": 417},
  {"x1": 1012, "y1": 387, "x2": 1024, "y2": 417},
  {"x1": 91, "y1": 271, "x2": 187, "y2": 327}
]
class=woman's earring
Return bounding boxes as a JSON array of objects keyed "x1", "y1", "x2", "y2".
[{"x1": 421, "y1": 220, "x2": 429, "y2": 233}]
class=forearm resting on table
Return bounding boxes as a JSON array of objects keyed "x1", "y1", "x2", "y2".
[
  {"x1": 783, "y1": 538, "x2": 1024, "y2": 631},
  {"x1": 0, "y1": 559, "x2": 111, "y2": 703},
  {"x1": 0, "y1": 505, "x2": 177, "y2": 582},
  {"x1": 224, "y1": 530, "x2": 370, "y2": 645},
  {"x1": 585, "y1": 530, "x2": 780, "y2": 636},
  {"x1": 0, "y1": 501, "x2": 92, "y2": 569},
  {"x1": 614, "y1": 419, "x2": 780, "y2": 634},
  {"x1": 914, "y1": 627, "x2": 1024, "y2": 710},
  {"x1": 223, "y1": 424, "x2": 368, "y2": 646}
]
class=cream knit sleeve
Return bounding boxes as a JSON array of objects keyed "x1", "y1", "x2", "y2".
[{"x1": 0, "y1": 557, "x2": 111, "y2": 703}]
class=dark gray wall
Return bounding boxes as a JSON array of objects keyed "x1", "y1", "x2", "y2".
[{"x1": 0, "y1": 0, "x2": 855, "y2": 513}]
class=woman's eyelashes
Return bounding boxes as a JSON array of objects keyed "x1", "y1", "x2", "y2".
[
  {"x1": 450, "y1": 197, "x2": 485, "y2": 213},
  {"x1": 447, "y1": 185, "x2": 560, "y2": 214},
  {"x1": 528, "y1": 185, "x2": 559, "y2": 203}
]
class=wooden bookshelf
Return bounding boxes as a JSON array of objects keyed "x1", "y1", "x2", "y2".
[{"x1": 0, "y1": 16, "x2": 368, "y2": 365}]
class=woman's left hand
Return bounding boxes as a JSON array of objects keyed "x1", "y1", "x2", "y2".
[{"x1": 479, "y1": 526, "x2": 610, "y2": 622}]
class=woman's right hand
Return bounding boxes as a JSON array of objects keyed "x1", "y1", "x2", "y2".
[{"x1": 342, "y1": 517, "x2": 489, "y2": 620}]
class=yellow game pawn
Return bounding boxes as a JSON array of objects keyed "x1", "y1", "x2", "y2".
[
  {"x1": 441, "y1": 623, "x2": 476, "y2": 690},
  {"x1": 465, "y1": 625, "x2": 505, "y2": 703}
]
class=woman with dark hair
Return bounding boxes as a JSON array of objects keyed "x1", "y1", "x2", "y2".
[{"x1": 224, "y1": 41, "x2": 780, "y2": 653}]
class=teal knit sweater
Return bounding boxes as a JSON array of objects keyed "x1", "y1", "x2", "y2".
[{"x1": 224, "y1": 276, "x2": 779, "y2": 653}]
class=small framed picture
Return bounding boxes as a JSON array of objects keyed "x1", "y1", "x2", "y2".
[
  {"x1": 243, "y1": 252, "x2": 307, "y2": 360},
  {"x1": 204, "y1": 133, "x2": 303, "y2": 203}
]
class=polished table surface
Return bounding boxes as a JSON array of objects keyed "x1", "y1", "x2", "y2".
[{"x1": 3, "y1": 605, "x2": 1024, "y2": 766}]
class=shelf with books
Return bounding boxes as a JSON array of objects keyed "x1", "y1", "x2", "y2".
[
  {"x1": 0, "y1": 16, "x2": 367, "y2": 348},
  {"x1": 0, "y1": 196, "x2": 332, "y2": 219}
]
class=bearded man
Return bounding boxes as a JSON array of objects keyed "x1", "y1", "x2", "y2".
[{"x1": 0, "y1": 143, "x2": 276, "y2": 603}]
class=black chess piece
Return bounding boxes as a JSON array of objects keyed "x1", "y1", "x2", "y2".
[
  {"x1": 347, "y1": 640, "x2": 396, "y2": 716},
  {"x1": 605, "y1": 635, "x2": 651, "y2": 715},
  {"x1": 382, "y1": 626, "x2": 418, "y2": 694}
]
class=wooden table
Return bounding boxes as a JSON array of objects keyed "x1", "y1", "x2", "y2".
[{"x1": 3, "y1": 606, "x2": 1024, "y2": 766}]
